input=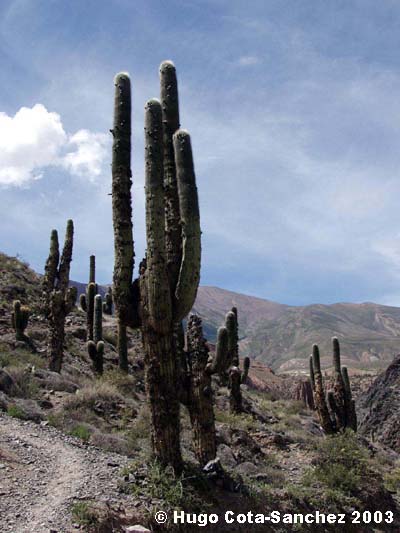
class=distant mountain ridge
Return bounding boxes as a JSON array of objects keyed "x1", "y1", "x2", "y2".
[
  {"x1": 194, "y1": 286, "x2": 400, "y2": 373},
  {"x1": 2, "y1": 253, "x2": 398, "y2": 373}
]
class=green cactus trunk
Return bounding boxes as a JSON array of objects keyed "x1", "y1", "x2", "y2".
[
  {"x1": 185, "y1": 315, "x2": 217, "y2": 466},
  {"x1": 311, "y1": 344, "x2": 335, "y2": 434},
  {"x1": 111, "y1": 73, "x2": 135, "y2": 372},
  {"x1": 331, "y1": 337, "x2": 347, "y2": 429},
  {"x1": 111, "y1": 63, "x2": 201, "y2": 472},
  {"x1": 140, "y1": 98, "x2": 181, "y2": 469},
  {"x1": 43, "y1": 220, "x2": 76, "y2": 373},
  {"x1": 88, "y1": 294, "x2": 104, "y2": 375}
]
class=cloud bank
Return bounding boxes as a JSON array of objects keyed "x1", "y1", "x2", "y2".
[{"x1": 0, "y1": 104, "x2": 108, "y2": 186}]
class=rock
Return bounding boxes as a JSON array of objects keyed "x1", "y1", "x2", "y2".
[
  {"x1": 0, "y1": 370, "x2": 15, "y2": 395},
  {"x1": 0, "y1": 391, "x2": 9, "y2": 411},
  {"x1": 358, "y1": 355, "x2": 400, "y2": 452},
  {"x1": 33, "y1": 369, "x2": 78, "y2": 393},
  {"x1": 216, "y1": 444, "x2": 237, "y2": 468},
  {"x1": 125, "y1": 526, "x2": 151, "y2": 533},
  {"x1": 203, "y1": 457, "x2": 223, "y2": 474},
  {"x1": 234, "y1": 461, "x2": 258, "y2": 477}
]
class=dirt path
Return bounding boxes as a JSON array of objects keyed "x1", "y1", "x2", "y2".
[{"x1": 0, "y1": 413, "x2": 131, "y2": 532}]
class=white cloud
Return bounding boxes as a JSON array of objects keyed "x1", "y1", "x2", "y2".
[
  {"x1": 237, "y1": 55, "x2": 260, "y2": 66},
  {"x1": 0, "y1": 104, "x2": 109, "y2": 186},
  {"x1": 62, "y1": 130, "x2": 108, "y2": 180}
]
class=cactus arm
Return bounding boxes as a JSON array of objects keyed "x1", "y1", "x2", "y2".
[
  {"x1": 112, "y1": 72, "x2": 134, "y2": 327},
  {"x1": 208, "y1": 326, "x2": 228, "y2": 374},
  {"x1": 160, "y1": 60, "x2": 182, "y2": 291},
  {"x1": 331, "y1": 337, "x2": 347, "y2": 429},
  {"x1": 65, "y1": 286, "x2": 77, "y2": 313},
  {"x1": 42, "y1": 229, "x2": 59, "y2": 309},
  {"x1": 173, "y1": 130, "x2": 201, "y2": 322},
  {"x1": 242, "y1": 356, "x2": 250, "y2": 384},
  {"x1": 79, "y1": 293, "x2": 87, "y2": 312},
  {"x1": 312, "y1": 344, "x2": 335, "y2": 434},
  {"x1": 143, "y1": 98, "x2": 172, "y2": 333},
  {"x1": 342, "y1": 366, "x2": 357, "y2": 431},
  {"x1": 225, "y1": 311, "x2": 237, "y2": 368},
  {"x1": 89, "y1": 255, "x2": 96, "y2": 284},
  {"x1": 58, "y1": 220, "x2": 74, "y2": 293},
  {"x1": 229, "y1": 366, "x2": 242, "y2": 413},
  {"x1": 309, "y1": 354, "x2": 315, "y2": 391},
  {"x1": 86, "y1": 283, "x2": 96, "y2": 341},
  {"x1": 94, "y1": 294, "x2": 103, "y2": 344}
]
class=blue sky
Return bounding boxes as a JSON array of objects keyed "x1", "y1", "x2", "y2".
[{"x1": 2, "y1": 0, "x2": 400, "y2": 305}]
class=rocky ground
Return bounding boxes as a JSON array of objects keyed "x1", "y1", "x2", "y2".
[{"x1": 0, "y1": 414, "x2": 132, "y2": 533}]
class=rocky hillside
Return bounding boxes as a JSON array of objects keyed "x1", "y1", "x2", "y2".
[
  {"x1": 3, "y1": 255, "x2": 399, "y2": 375},
  {"x1": 195, "y1": 287, "x2": 400, "y2": 373},
  {"x1": 1, "y1": 251, "x2": 400, "y2": 531},
  {"x1": 358, "y1": 355, "x2": 400, "y2": 452}
]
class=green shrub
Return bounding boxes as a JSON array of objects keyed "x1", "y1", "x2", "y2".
[
  {"x1": 304, "y1": 430, "x2": 370, "y2": 495},
  {"x1": 71, "y1": 501, "x2": 98, "y2": 527},
  {"x1": 69, "y1": 424, "x2": 92, "y2": 443},
  {"x1": 384, "y1": 465, "x2": 400, "y2": 494},
  {"x1": 121, "y1": 460, "x2": 210, "y2": 513},
  {"x1": 7, "y1": 404, "x2": 25, "y2": 419}
]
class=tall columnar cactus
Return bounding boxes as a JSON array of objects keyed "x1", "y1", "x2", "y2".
[
  {"x1": 111, "y1": 63, "x2": 201, "y2": 471},
  {"x1": 42, "y1": 220, "x2": 77, "y2": 373},
  {"x1": 311, "y1": 344, "x2": 335, "y2": 434},
  {"x1": 184, "y1": 314, "x2": 216, "y2": 466},
  {"x1": 87, "y1": 294, "x2": 104, "y2": 375},
  {"x1": 11, "y1": 300, "x2": 30, "y2": 341},
  {"x1": 310, "y1": 339, "x2": 357, "y2": 434},
  {"x1": 103, "y1": 286, "x2": 113, "y2": 315},
  {"x1": 111, "y1": 72, "x2": 135, "y2": 373}
]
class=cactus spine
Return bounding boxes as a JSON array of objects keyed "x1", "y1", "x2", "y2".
[
  {"x1": 103, "y1": 286, "x2": 113, "y2": 315},
  {"x1": 111, "y1": 63, "x2": 201, "y2": 471},
  {"x1": 11, "y1": 300, "x2": 30, "y2": 341},
  {"x1": 42, "y1": 220, "x2": 77, "y2": 373},
  {"x1": 87, "y1": 294, "x2": 104, "y2": 375},
  {"x1": 310, "y1": 339, "x2": 357, "y2": 433}
]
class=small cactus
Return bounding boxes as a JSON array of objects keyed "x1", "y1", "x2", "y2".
[
  {"x1": 310, "y1": 339, "x2": 357, "y2": 434},
  {"x1": 209, "y1": 307, "x2": 247, "y2": 413},
  {"x1": 87, "y1": 294, "x2": 104, "y2": 375},
  {"x1": 11, "y1": 300, "x2": 30, "y2": 341}
]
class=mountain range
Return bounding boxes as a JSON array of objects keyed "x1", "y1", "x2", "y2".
[
  {"x1": 193, "y1": 286, "x2": 400, "y2": 373},
  {"x1": 2, "y1": 251, "x2": 398, "y2": 374}
]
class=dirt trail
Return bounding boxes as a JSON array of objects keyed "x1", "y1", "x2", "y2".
[{"x1": 0, "y1": 414, "x2": 130, "y2": 532}]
